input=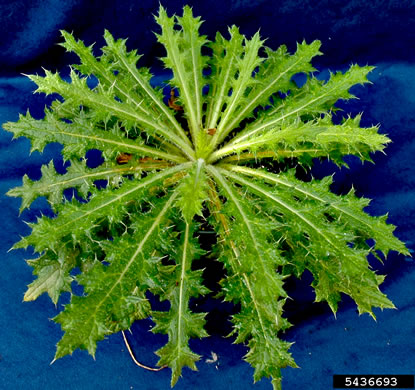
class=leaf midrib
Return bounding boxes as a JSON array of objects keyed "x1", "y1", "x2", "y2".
[
  {"x1": 227, "y1": 165, "x2": 385, "y2": 241},
  {"x1": 207, "y1": 166, "x2": 272, "y2": 339},
  {"x1": 219, "y1": 167, "x2": 338, "y2": 249},
  {"x1": 56, "y1": 164, "x2": 190, "y2": 230},
  {"x1": 217, "y1": 49, "x2": 310, "y2": 145},
  {"x1": 86, "y1": 192, "x2": 178, "y2": 342},
  {"x1": 177, "y1": 221, "x2": 190, "y2": 358},
  {"x1": 225, "y1": 73, "x2": 359, "y2": 148}
]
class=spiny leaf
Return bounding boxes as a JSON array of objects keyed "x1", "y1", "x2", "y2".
[
  {"x1": 151, "y1": 221, "x2": 209, "y2": 386},
  {"x1": 26, "y1": 68, "x2": 193, "y2": 158},
  {"x1": 204, "y1": 25, "x2": 244, "y2": 130},
  {"x1": 176, "y1": 158, "x2": 208, "y2": 222},
  {"x1": 225, "y1": 165, "x2": 409, "y2": 257},
  {"x1": 24, "y1": 249, "x2": 76, "y2": 305},
  {"x1": 226, "y1": 63, "x2": 374, "y2": 148},
  {"x1": 210, "y1": 114, "x2": 390, "y2": 165},
  {"x1": 155, "y1": 5, "x2": 208, "y2": 146},
  {"x1": 15, "y1": 164, "x2": 191, "y2": 253},
  {"x1": 7, "y1": 159, "x2": 146, "y2": 212},
  {"x1": 4, "y1": 109, "x2": 183, "y2": 163},
  {"x1": 5, "y1": 5, "x2": 409, "y2": 390},
  {"x1": 219, "y1": 167, "x2": 400, "y2": 316},
  {"x1": 212, "y1": 30, "x2": 265, "y2": 142},
  {"x1": 54, "y1": 192, "x2": 178, "y2": 360},
  {"x1": 211, "y1": 39, "x2": 322, "y2": 147},
  {"x1": 207, "y1": 167, "x2": 295, "y2": 386}
]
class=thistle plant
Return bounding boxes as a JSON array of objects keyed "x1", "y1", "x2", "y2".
[{"x1": 4, "y1": 5, "x2": 409, "y2": 390}]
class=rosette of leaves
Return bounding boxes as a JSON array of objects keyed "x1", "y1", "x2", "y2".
[{"x1": 4, "y1": 5, "x2": 409, "y2": 390}]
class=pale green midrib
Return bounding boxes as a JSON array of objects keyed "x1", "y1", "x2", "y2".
[
  {"x1": 208, "y1": 166, "x2": 262, "y2": 260},
  {"x1": 76, "y1": 92, "x2": 193, "y2": 159},
  {"x1": 207, "y1": 183, "x2": 285, "y2": 370},
  {"x1": 56, "y1": 163, "x2": 190, "y2": 230},
  {"x1": 204, "y1": 87, "x2": 217, "y2": 130},
  {"x1": 208, "y1": 133, "x2": 281, "y2": 161},
  {"x1": 27, "y1": 166, "x2": 144, "y2": 192},
  {"x1": 193, "y1": 158, "x2": 205, "y2": 192},
  {"x1": 63, "y1": 32, "x2": 194, "y2": 156},
  {"x1": 81, "y1": 192, "x2": 178, "y2": 343},
  {"x1": 218, "y1": 167, "x2": 338, "y2": 249},
  {"x1": 32, "y1": 119, "x2": 185, "y2": 163},
  {"x1": 219, "y1": 149, "x2": 322, "y2": 163},
  {"x1": 79, "y1": 54, "x2": 159, "y2": 121},
  {"x1": 163, "y1": 29, "x2": 199, "y2": 145},
  {"x1": 117, "y1": 55, "x2": 193, "y2": 149},
  {"x1": 207, "y1": 53, "x2": 235, "y2": 130},
  {"x1": 190, "y1": 34, "x2": 202, "y2": 133},
  {"x1": 242, "y1": 273, "x2": 267, "y2": 335},
  {"x1": 177, "y1": 221, "x2": 190, "y2": 358},
  {"x1": 207, "y1": 166, "x2": 272, "y2": 339},
  {"x1": 226, "y1": 165, "x2": 382, "y2": 239},
  {"x1": 215, "y1": 52, "x2": 307, "y2": 146},
  {"x1": 209, "y1": 125, "x2": 377, "y2": 162},
  {"x1": 214, "y1": 55, "x2": 254, "y2": 140},
  {"x1": 224, "y1": 74, "x2": 357, "y2": 148},
  {"x1": 39, "y1": 73, "x2": 194, "y2": 160},
  {"x1": 209, "y1": 203, "x2": 269, "y2": 347}
]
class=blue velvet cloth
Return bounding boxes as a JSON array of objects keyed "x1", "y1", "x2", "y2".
[{"x1": 1, "y1": 1, "x2": 414, "y2": 389}]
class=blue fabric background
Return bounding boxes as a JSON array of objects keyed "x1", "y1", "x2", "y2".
[{"x1": 0, "y1": 1, "x2": 414, "y2": 389}]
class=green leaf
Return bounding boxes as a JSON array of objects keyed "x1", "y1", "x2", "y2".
[
  {"x1": 151, "y1": 221, "x2": 209, "y2": 386},
  {"x1": 176, "y1": 158, "x2": 208, "y2": 222},
  {"x1": 207, "y1": 167, "x2": 295, "y2": 385},
  {"x1": 16, "y1": 163, "x2": 191, "y2": 253},
  {"x1": 219, "y1": 166, "x2": 401, "y2": 316},
  {"x1": 26, "y1": 68, "x2": 194, "y2": 160},
  {"x1": 210, "y1": 114, "x2": 390, "y2": 165},
  {"x1": 4, "y1": 109, "x2": 183, "y2": 163},
  {"x1": 225, "y1": 164, "x2": 409, "y2": 257},
  {"x1": 59, "y1": 30, "x2": 193, "y2": 152},
  {"x1": 155, "y1": 5, "x2": 208, "y2": 146},
  {"x1": 7, "y1": 159, "x2": 145, "y2": 212},
  {"x1": 54, "y1": 192, "x2": 178, "y2": 360},
  {"x1": 6, "y1": 6, "x2": 409, "y2": 389},
  {"x1": 210, "y1": 30, "x2": 265, "y2": 145},
  {"x1": 211, "y1": 39, "x2": 322, "y2": 147},
  {"x1": 24, "y1": 249, "x2": 76, "y2": 305},
  {"x1": 226, "y1": 64, "x2": 374, "y2": 148},
  {"x1": 204, "y1": 26, "x2": 244, "y2": 130}
]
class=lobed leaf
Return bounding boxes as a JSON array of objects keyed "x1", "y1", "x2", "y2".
[
  {"x1": 54, "y1": 192, "x2": 178, "y2": 360},
  {"x1": 26, "y1": 68, "x2": 194, "y2": 159},
  {"x1": 4, "y1": 109, "x2": 183, "y2": 163},
  {"x1": 219, "y1": 166, "x2": 404, "y2": 316},
  {"x1": 204, "y1": 26, "x2": 244, "y2": 131},
  {"x1": 60, "y1": 30, "x2": 193, "y2": 150},
  {"x1": 210, "y1": 39, "x2": 322, "y2": 148},
  {"x1": 15, "y1": 163, "x2": 191, "y2": 253},
  {"x1": 175, "y1": 158, "x2": 208, "y2": 222},
  {"x1": 155, "y1": 5, "x2": 208, "y2": 146},
  {"x1": 210, "y1": 31, "x2": 265, "y2": 145},
  {"x1": 225, "y1": 165, "x2": 409, "y2": 257},
  {"x1": 210, "y1": 114, "x2": 390, "y2": 165},
  {"x1": 226, "y1": 64, "x2": 374, "y2": 147},
  {"x1": 7, "y1": 159, "x2": 150, "y2": 212},
  {"x1": 207, "y1": 167, "x2": 295, "y2": 386},
  {"x1": 24, "y1": 248, "x2": 76, "y2": 305},
  {"x1": 152, "y1": 221, "x2": 209, "y2": 386},
  {"x1": 5, "y1": 6, "x2": 409, "y2": 390}
]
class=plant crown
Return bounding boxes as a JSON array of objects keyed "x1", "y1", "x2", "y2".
[{"x1": 5, "y1": 5, "x2": 409, "y2": 390}]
